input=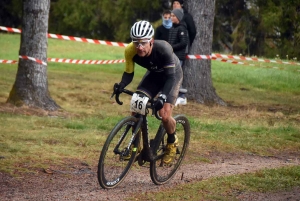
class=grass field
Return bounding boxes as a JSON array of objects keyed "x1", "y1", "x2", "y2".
[{"x1": 0, "y1": 33, "x2": 300, "y2": 199}]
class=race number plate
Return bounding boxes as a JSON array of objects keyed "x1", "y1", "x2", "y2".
[{"x1": 130, "y1": 93, "x2": 149, "y2": 115}]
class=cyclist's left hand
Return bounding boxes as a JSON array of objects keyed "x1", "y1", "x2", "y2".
[
  {"x1": 153, "y1": 97, "x2": 165, "y2": 111},
  {"x1": 113, "y1": 82, "x2": 125, "y2": 94}
]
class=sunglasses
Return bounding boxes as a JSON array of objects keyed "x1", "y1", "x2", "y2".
[{"x1": 132, "y1": 39, "x2": 152, "y2": 48}]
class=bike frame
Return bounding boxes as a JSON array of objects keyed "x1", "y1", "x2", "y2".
[
  {"x1": 113, "y1": 89, "x2": 166, "y2": 163},
  {"x1": 133, "y1": 105, "x2": 166, "y2": 164}
]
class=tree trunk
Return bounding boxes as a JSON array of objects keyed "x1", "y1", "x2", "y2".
[
  {"x1": 7, "y1": 0, "x2": 60, "y2": 111},
  {"x1": 184, "y1": 0, "x2": 226, "y2": 106}
]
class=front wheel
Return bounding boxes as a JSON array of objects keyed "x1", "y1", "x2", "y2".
[
  {"x1": 150, "y1": 115, "x2": 190, "y2": 185},
  {"x1": 97, "y1": 116, "x2": 141, "y2": 189}
]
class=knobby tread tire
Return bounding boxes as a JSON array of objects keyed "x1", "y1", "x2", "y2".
[
  {"x1": 97, "y1": 116, "x2": 141, "y2": 189},
  {"x1": 149, "y1": 115, "x2": 190, "y2": 185}
]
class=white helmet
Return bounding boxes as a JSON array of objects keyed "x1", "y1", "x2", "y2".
[{"x1": 130, "y1": 20, "x2": 154, "y2": 40}]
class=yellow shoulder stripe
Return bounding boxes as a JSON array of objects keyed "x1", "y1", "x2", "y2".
[{"x1": 124, "y1": 42, "x2": 136, "y2": 73}]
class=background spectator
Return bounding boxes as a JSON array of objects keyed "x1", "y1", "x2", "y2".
[
  {"x1": 172, "y1": 0, "x2": 196, "y2": 51},
  {"x1": 155, "y1": 8, "x2": 188, "y2": 106},
  {"x1": 169, "y1": 9, "x2": 188, "y2": 106},
  {"x1": 154, "y1": 10, "x2": 172, "y2": 42}
]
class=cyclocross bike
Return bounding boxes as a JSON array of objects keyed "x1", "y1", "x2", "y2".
[{"x1": 97, "y1": 88, "x2": 190, "y2": 189}]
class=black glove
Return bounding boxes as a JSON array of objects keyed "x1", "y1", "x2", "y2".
[
  {"x1": 153, "y1": 95, "x2": 166, "y2": 111},
  {"x1": 113, "y1": 82, "x2": 125, "y2": 94}
]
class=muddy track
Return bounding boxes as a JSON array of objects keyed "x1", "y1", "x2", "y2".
[{"x1": 1, "y1": 154, "x2": 300, "y2": 201}]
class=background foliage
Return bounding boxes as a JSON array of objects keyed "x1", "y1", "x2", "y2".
[
  {"x1": 214, "y1": 0, "x2": 300, "y2": 59},
  {"x1": 0, "y1": 0, "x2": 300, "y2": 58}
]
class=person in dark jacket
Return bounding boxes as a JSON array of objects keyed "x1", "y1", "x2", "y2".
[
  {"x1": 169, "y1": 9, "x2": 188, "y2": 62},
  {"x1": 154, "y1": 8, "x2": 188, "y2": 106},
  {"x1": 172, "y1": 0, "x2": 196, "y2": 50},
  {"x1": 169, "y1": 9, "x2": 188, "y2": 106},
  {"x1": 154, "y1": 10, "x2": 172, "y2": 42}
]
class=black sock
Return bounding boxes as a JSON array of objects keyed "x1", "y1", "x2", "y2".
[{"x1": 167, "y1": 132, "x2": 176, "y2": 143}]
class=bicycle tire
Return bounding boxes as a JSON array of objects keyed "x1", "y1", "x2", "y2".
[
  {"x1": 97, "y1": 116, "x2": 141, "y2": 189},
  {"x1": 149, "y1": 114, "x2": 190, "y2": 185}
]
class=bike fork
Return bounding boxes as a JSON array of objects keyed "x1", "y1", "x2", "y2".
[{"x1": 123, "y1": 117, "x2": 143, "y2": 156}]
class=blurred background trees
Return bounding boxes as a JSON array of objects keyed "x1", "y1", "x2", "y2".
[
  {"x1": 214, "y1": 0, "x2": 300, "y2": 59},
  {"x1": 1, "y1": 0, "x2": 299, "y2": 59}
]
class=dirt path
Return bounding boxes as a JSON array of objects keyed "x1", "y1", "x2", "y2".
[{"x1": 1, "y1": 154, "x2": 300, "y2": 201}]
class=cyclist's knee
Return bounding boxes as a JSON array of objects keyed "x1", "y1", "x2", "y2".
[
  {"x1": 159, "y1": 105, "x2": 172, "y2": 119},
  {"x1": 160, "y1": 110, "x2": 173, "y2": 122},
  {"x1": 161, "y1": 114, "x2": 170, "y2": 122}
]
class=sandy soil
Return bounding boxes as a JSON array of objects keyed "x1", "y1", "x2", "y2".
[{"x1": 1, "y1": 153, "x2": 299, "y2": 201}]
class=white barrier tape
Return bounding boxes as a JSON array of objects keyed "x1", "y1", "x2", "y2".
[
  {"x1": 0, "y1": 59, "x2": 18, "y2": 64},
  {"x1": 1, "y1": 57, "x2": 299, "y2": 72},
  {"x1": 0, "y1": 26, "x2": 128, "y2": 47},
  {"x1": 2, "y1": 25, "x2": 299, "y2": 65},
  {"x1": 0, "y1": 57, "x2": 125, "y2": 65},
  {"x1": 211, "y1": 57, "x2": 246, "y2": 65},
  {"x1": 47, "y1": 58, "x2": 125, "y2": 64},
  {"x1": 211, "y1": 53, "x2": 300, "y2": 66},
  {"x1": 186, "y1": 55, "x2": 211, "y2": 60},
  {"x1": 0, "y1": 26, "x2": 21, "y2": 33},
  {"x1": 211, "y1": 57, "x2": 300, "y2": 72},
  {"x1": 19, "y1": 55, "x2": 47, "y2": 66}
]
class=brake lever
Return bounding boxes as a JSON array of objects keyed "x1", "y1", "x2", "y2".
[
  {"x1": 116, "y1": 92, "x2": 123, "y2": 105},
  {"x1": 110, "y1": 91, "x2": 116, "y2": 99},
  {"x1": 110, "y1": 90, "x2": 123, "y2": 105}
]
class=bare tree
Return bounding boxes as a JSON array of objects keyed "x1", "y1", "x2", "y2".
[
  {"x1": 183, "y1": 0, "x2": 226, "y2": 106},
  {"x1": 7, "y1": 0, "x2": 60, "y2": 111}
]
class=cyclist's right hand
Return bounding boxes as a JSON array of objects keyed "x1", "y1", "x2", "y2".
[{"x1": 113, "y1": 82, "x2": 125, "y2": 94}]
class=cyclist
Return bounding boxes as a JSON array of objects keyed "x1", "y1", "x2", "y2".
[{"x1": 114, "y1": 20, "x2": 183, "y2": 164}]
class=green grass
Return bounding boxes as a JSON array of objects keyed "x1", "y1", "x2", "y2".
[
  {"x1": 130, "y1": 165, "x2": 300, "y2": 200},
  {"x1": 212, "y1": 61, "x2": 300, "y2": 108},
  {"x1": 0, "y1": 33, "x2": 300, "y2": 198}
]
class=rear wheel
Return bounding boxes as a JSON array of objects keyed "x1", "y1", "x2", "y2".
[
  {"x1": 149, "y1": 115, "x2": 190, "y2": 185},
  {"x1": 97, "y1": 116, "x2": 141, "y2": 189}
]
